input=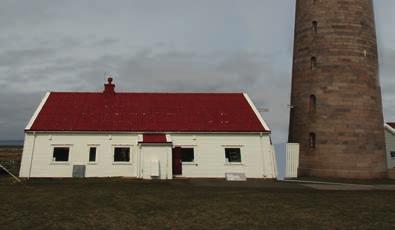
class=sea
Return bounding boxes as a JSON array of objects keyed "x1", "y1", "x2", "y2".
[{"x1": 0, "y1": 140, "x2": 24, "y2": 146}]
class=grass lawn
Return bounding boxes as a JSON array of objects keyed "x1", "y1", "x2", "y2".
[{"x1": 1, "y1": 178, "x2": 395, "y2": 230}]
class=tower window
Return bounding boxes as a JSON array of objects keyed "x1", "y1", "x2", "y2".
[
  {"x1": 309, "y1": 95, "x2": 317, "y2": 113},
  {"x1": 309, "y1": 133, "x2": 316, "y2": 149},
  {"x1": 312, "y1": 21, "x2": 318, "y2": 33},
  {"x1": 311, "y1": 56, "x2": 317, "y2": 70}
]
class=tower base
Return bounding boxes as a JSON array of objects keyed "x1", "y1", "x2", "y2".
[
  {"x1": 298, "y1": 168, "x2": 388, "y2": 180},
  {"x1": 388, "y1": 169, "x2": 395, "y2": 180}
]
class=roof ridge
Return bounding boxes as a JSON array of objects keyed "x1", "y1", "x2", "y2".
[{"x1": 50, "y1": 91, "x2": 245, "y2": 94}]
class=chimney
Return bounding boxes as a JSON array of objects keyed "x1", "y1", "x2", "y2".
[{"x1": 103, "y1": 76, "x2": 115, "y2": 94}]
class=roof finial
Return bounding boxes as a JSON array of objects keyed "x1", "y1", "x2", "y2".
[
  {"x1": 107, "y1": 75, "x2": 113, "y2": 84},
  {"x1": 103, "y1": 75, "x2": 115, "y2": 94}
]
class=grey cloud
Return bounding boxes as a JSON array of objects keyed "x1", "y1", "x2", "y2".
[
  {"x1": 0, "y1": 48, "x2": 291, "y2": 141},
  {"x1": 380, "y1": 48, "x2": 395, "y2": 122},
  {"x1": 0, "y1": 48, "x2": 54, "y2": 67},
  {"x1": 0, "y1": 91, "x2": 44, "y2": 139},
  {"x1": 91, "y1": 38, "x2": 120, "y2": 47},
  {"x1": 0, "y1": 0, "x2": 394, "y2": 143}
]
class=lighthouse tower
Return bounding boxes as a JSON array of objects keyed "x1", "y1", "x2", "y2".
[{"x1": 289, "y1": 0, "x2": 387, "y2": 178}]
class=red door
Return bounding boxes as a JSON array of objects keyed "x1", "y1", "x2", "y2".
[{"x1": 172, "y1": 147, "x2": 182, "y2": 175}]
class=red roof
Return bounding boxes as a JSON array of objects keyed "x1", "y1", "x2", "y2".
[
  {"x1": 28, "y1": 82, "x2": 267, "y2": 133},
  {"x1": 387, "y1": 123, "x2": 395, "y2": 129},
  {"x1": 140, "y1": 134, "x2": 169, "y2": 143}
]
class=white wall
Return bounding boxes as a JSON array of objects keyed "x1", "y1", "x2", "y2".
[
  {"x1": 20, "y1": 133, "x2": 138, "y2": 178},
  {"x1": 20, "y1": 132, "x2": 275, "y2": 179},
  {"x1": 171, "y1": 133, "x2": 275, "y2": 179},
  {"x1": 385, "y1": 129, "x2": 395, "y2": 169}
]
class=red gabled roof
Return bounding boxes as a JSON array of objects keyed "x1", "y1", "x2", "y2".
[
  {"x1": 139, "y1": 134, "x2": 169, "y2": 143},
  {"x1": 387, "y1": 123, "x2": 395, "y2": 129},
  {"x1": 27, "y1": 83, "x2": 267, "y2": 133}
]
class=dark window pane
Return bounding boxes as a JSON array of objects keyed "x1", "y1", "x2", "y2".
[
  {"x1": 309, "y1": 95, "x2": 317, "y2": 113},
  {"x1": 89, "y1": 147, "x2": 96, "y2": 162},
  {"x1": 391, "y1": 152, "x2": 395, "y2": 158},
  {"x1": 181, "y1": 148, "x2": 194, "y2": 162},
  {"x1": 53, "y1": 147, "x2": 69, "y2": 162},
  {"x1": 114, "y1": 147, "x2": 130, "y2": 162},
  {"x1": 225, "y1": 148, "x2": 241, "y2": 163},
  {"x1": 312, "y1": 21, "x2": 318, "y2": 33},
  {"x1": 309, "y1": 133, "x2": 316, "y2": 149},
  {"x1": 311, "y1": 56, "x2": 317, "y2": 70}
]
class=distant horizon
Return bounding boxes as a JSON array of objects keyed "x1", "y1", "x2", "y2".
[{"x1": 0, "y1": 140, "x2": 24, "y2": 145}]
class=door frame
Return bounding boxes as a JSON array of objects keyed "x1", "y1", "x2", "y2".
[{"x1": 172, "y1": 146, "x2": 182, "y2": 176}]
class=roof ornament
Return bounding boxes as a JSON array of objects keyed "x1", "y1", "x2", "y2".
[{"x1": 103, "y1": 75, "x2": 115, "y2": 94}]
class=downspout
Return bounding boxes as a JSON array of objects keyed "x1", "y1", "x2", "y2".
[
  {"x1": 28, "y1": 132, "x2": 37, "y2": 179},
  {"x1": 166, "y1": 147, "x2": 170, "y2": 179},
  {"x1": 259, "y1": 132, "x2": 266, "y2": 178},
  {"x1": 271, "y1": 137, "x2": 277, "y2": 179},
  {"x1": 137, "y1": 144, "x2": 142, "y2": 178}
]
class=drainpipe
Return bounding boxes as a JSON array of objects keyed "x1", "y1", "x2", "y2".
[
  {"x1": 259, "y1": 132, "x2": 267, "y2": 178},
  {"x1": 28, "y1": 132, "x2": 37, "y2": 179},
  {"x1": 137, "y1": 144, "x2": 142, "y2": 178}
]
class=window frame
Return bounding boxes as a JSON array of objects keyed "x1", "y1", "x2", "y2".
[
  {"x1": 224, "y1": 147, "x2": 243, "y2": 164},
  {"x1": 113, "y1": 145, "x2": 132, "y2": 164},
  {"x1": 50, "y1": 145, "x2": 72, "y2": 164}
]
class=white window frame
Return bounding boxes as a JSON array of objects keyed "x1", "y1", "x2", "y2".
[
  {"x1": 222, "y1": 145, "x2": 244, "y2": 165},
  {"x1": 112, "y1": 145, "x2": 133, "y2": 165},
  {"x1": 50, "y1": 144, "x2": 73, "y2": 165}
]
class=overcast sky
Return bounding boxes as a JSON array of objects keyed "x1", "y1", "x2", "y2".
[{"x1": 0, "y1": 0, "x2": 394, "y2": 143}]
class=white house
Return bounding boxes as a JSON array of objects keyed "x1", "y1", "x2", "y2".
[
  {"x1": 385, "y1": 123, "x2": 395, "y2": 170},
  {"x1": 19, "y1": 78, "x2": 276, "y2": 179}
]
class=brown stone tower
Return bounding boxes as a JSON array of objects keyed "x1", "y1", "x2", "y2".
[{"x1": 289, "y1": 0, "x2": 387, "y2": 179}]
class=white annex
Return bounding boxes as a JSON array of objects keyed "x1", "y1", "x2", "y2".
[
  {"x1": 384, "y1": 123, "x2": 395, "y2": 170},
  {"x1": 19, "y1": 78, "x2": 276, "y2": 179}
]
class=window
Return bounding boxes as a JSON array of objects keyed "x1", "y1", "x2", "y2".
[
  {"x1": 89, "y1": 147, "x2": 96, "y2": 162},
  {"x1": 312, "y1": 21, "x2": 318, "y2": 33},
  {"x1": 311, "y1": 56, "x2": 317, "y2": 70},
  {"x1": 225, "y1": 148, "x2": 241, "y2": 163},
  {"x1": 181, "y1": 148, "x2": 194, "y2": 162},
  {"x1": 114, "y1": 147, "x2": 130, "y2": 162},
  {"x1": 53, "y1": 147, "x2": 69, "y2": 162},
  {"x1": 309, "y1": 133, "x2": 316, "y2": 149},
  {"x1": 309, "y1": 95, "x2": 317, "y2": 113},
  {"x1": 391, "y1": 152, "x2": 395, "y2": 159}
]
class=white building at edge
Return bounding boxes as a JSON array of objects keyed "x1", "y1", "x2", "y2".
[
  {"x1": 19, "y1": 78, "x2": 276, "y2": 179},
  {"x1": 384, "y1": 123, "x2": 395, "y2": 170}
]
